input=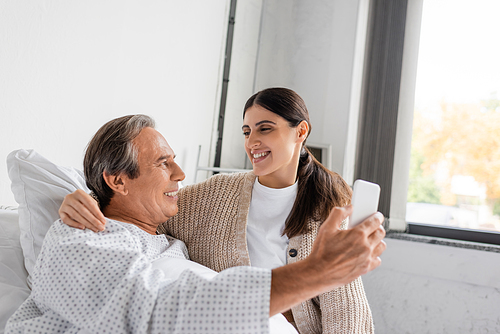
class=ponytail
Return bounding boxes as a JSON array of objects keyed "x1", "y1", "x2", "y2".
[{"x1": 282, "y1": 146, "x2": 352, "y2": 238}]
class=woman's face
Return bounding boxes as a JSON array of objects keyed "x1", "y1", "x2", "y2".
[{"x1": 242, "y1": 105, "x2": 308, "y2": 188}]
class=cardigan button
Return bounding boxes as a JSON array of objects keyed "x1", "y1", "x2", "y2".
[{"x1": 289, "y1": 249, "x2": 298, "y2": 257}]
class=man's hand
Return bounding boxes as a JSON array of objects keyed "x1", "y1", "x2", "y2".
[
  {"x1": 59, "y1": 189, "x2": 106, "y2": 232},
  {"x1": 307, "y1": 205, "x2": 386, "y2": 289},
  {"x1": 269, "y1": 205, "x2": 386, "y2": 316}
]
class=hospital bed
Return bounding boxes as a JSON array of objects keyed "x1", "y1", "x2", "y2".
[
  {"x1": 0, "y1": 149, "x2": 89, "y2": 333},
  {"x1": 0, "y1": 206, "x2": 29, "y2": 333}
]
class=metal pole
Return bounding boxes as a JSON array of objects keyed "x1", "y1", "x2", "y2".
[{"x1": 213, "y1": 0, "x2": 237, "y2": 169}]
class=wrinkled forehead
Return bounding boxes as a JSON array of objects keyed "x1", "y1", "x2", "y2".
[{"x1": 133, "y1": 127, "x2": 174, "y2": 162}]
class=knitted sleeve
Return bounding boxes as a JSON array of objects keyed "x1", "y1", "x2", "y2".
[
  {"x1": 156, "y1": 172, "x2": 251, "y2": 272},
  {"x1": 318, "y1": 277, "x2": 374, "y2": 333},
  {"x1": 318, "y1": 217, "x2": 374, "y2": 333},
  {"x1": 292, "y1": 219, "x2": 375, "y2": 334}
]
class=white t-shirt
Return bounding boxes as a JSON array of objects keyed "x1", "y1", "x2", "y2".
[{"x1": 247, "y1": 178, "x2": 298, "y2": 269}]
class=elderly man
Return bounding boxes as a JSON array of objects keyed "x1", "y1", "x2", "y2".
[{"x1": 6, "y1": 115, "x2": 385, "y2": 334}]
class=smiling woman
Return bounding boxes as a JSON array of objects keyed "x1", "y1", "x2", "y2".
[
  {"x1": 242, "y1": 104, "x2": 307, "y2": 189},
  {"x1": 159, "y1": 88, "x2": 372, "y2": 333},
  {"x1": 243, "y1": 88, "x2": 352, "y2": 239}
]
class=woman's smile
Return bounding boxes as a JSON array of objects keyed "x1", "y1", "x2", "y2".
[{"x1": 251, "y1": 150, "x2": 270, "y2": 163}]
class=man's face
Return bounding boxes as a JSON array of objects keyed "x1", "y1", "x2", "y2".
[{"x1": 124, "y1": 127, "x2": 185, "y2": 224}]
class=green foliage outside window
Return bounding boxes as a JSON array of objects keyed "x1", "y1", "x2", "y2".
[{"x1": 407, "y1": 149, "x2": 441, "y2": 204}]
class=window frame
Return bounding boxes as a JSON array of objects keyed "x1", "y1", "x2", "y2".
[
  {"x1": 408, "y1": 223, "x2": 500, "y2": 245},
  {"x1": 357, "y1": 0, "x2": 500, "y2": 246}
]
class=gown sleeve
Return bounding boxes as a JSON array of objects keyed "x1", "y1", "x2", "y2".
[{"x1": 6, "y1": 220, "x2": 272, "y2": 334}]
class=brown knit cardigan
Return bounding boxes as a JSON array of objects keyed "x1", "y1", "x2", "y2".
[{"x1": 157, "y1": 171, "x2": 374, "y2": 334}]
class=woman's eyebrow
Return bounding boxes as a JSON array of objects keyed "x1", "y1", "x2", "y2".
[
  {"x1": 242, "y1": 120, "x2": 276, "y2": 130},
  {"x1": 256, "y1": 120, "x2": 276, "y2": 126}
]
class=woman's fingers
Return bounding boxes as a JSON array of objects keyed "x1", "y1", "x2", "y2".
[
  {"x1": 59, "y1": 190, "x2": 106, "y2": 232},
  {"x1": 59, "y1": 211, "x2": 87, "y2": 230},
  {"x1": 67, "y1": 202, "x2": 104, "y2": 232},
  {"x1": 74, "y1": 190, "x2": 106, "y2": 225},
  {"x1": 60, "y1": 202, "x2": 99, "y2": 232},
  {"x1": 74, "y1": 197, "x2": 105, "y2": 230}
]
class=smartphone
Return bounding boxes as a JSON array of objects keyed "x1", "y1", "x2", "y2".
[{"x1": 348, "y1": 179, "x2": 381, "y2": 228}]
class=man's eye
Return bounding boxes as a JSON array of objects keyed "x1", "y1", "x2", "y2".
[{"x1": 243, "y1": 131, "x2": 250, "y2": 136}]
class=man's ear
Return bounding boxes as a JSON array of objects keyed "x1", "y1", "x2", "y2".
[
  {"x1": 297, "y1": 120, "x2": 309, "y2": 143},
  {"x1": 102, "y1": 171, "x2": 128, "y2": 196}
]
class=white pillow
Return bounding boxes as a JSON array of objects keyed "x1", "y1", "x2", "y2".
[
  {"x1": 7, "y1": 149, "x2": 89, "y2": 284},
  {"x1": 0, "y1": 208, "x2": 30, "y2": 334}
]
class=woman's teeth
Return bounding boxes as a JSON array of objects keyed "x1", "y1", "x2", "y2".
[
  {"x1": 253, "y1": 152, "x2": 269, "y2": 159},
  {"x1": 164, "y1": 191, "x2": 178, "y2": 197}
]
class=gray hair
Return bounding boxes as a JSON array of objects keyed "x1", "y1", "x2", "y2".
[{"x1": 84, "y1": 114, "x2": 156, "y2": 210}]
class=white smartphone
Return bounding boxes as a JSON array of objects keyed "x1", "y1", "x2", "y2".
[{"x1": 348, "y1": 179, "x2": 381, "y2": 228}]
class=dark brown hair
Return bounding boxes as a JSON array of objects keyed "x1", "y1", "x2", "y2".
[
  {"x1": 244, "y1": 88, "x2": 352, "y2": 238},
  {"x1": 84, "y1": 114, "x2": 155, "y2": 210}
]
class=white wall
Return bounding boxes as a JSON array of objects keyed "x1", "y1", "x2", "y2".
[
  {"x1": 0, "y1": 0, "x2": 230, "y2": 205},
  {"x1": 363, "y1": 238, "x2": 500, "y2": 333},
  {"x1": 220, "y1": 0, "x2": 369, "y2": 178},
  {"x1": 218, "y1": 0, "x2": 263, "y2": 172},
  {"x1": 251, "y1": 0, "x2": 369, "y2": 182}
]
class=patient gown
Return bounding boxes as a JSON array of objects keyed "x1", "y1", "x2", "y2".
[{"x1": 5, "y1": 219, "x2": 275, "y2": 334}]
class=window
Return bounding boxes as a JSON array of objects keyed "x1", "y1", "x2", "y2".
[
  {"x1": 407, "y1": 0, "x2": 500, "y2": 237},
  {"x1": 357, "y1": 0, "x2": 500, "y2": 245}
]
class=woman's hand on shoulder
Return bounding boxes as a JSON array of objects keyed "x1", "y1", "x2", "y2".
[{"x1": 59, "y1": 189, "x2": 106, "y2": 232}]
